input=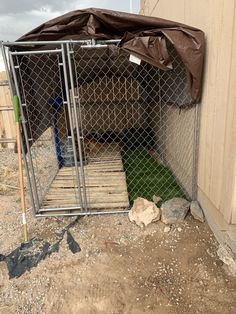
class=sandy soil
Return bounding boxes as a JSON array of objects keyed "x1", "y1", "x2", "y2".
[{"x1": 0, "y1": 155, "x2": 236, "y2": 314}]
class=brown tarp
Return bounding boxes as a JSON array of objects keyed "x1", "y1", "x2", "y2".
[{"x1": 17, "y1": 8, "x2": 205, "y2": 103}]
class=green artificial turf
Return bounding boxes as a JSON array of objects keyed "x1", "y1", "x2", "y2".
[{"x1": 122, "y1": 149, "x2": 185, "y2": 204}]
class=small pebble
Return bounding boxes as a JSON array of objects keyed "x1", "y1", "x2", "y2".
[{"x1": 164, "y1": 226, "x2": 171, "y2": 233}]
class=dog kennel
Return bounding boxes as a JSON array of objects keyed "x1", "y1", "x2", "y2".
[{"x1": 2, "y1": 9, "x2": 205, "y2": 217}]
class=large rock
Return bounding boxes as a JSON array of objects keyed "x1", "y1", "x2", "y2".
[
  {"x1": 190, "y1": 201, "x2": 205, "y2": 222},
  {"x1": 161, "y1": 197, "x2": 190, "y2": 224},
  {"x1": 128, "y1": 197, "x2": 160, "y2": 228}
]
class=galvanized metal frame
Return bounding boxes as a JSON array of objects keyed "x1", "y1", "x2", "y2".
[
  {"x1": 60, "y1": 43, "x2": 84, "y2": 211},
  {"x1": 35, "y1": 210, "x2": 129, "y2": 218},
  {"x1": 66, "y1": 42, "x2": 88, "y2": 212},
  {"x1": 0, "y1": 43, "x2": 37, "y2": 215},
  {"x1": 192, "y1": 103, "x2": 200, "y2": 200},
  {"x1": 2, "y1": 39, "x2": 121, "y2": 46},
  {"x1": 1, "y1": 39, "x2": 199, "y2": 217},
  {"x1": 2, "y1": 40, "x2": 121, "y2": 216},
  {"x1": 8, "y1": 50, "x2": 41, "y2": 212}
]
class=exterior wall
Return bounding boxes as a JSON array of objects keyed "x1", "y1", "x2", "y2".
[{"x1": 141, "y1": 1, "x2": 236, "y2": 232}]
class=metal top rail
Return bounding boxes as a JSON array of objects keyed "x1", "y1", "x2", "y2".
[
  {"x1": 10, "y1": 49, "x2": 62, "y2": 56},
  {"x1": 1, "y1": 39, "x2": 121, "y2": 47}
]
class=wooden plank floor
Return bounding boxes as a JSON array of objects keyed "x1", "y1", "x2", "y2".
[{"x1": 42, "y1": 144, "x2": 130, "y2": 211}]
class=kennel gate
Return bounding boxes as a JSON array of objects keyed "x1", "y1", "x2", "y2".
[{"x1": 2, "y1": 40, "x2": 199, "y2": 217}]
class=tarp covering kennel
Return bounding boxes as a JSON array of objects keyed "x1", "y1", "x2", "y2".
[
  {"x1": 3, "y1": 8, "x2": 205, "y2": 216},
  {"x1": 17, "y1": 8, "x2": 204, "y2": 100}
]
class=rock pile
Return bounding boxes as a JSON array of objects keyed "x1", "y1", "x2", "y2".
[{"x1": 129, "y1": 197, "x2": 205, "y2": 228}]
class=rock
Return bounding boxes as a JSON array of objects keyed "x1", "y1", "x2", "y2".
[
  {"x1": 217, "y1": 245, "x2": 236, "y2": 276},
  {"x1": 164, "y1": 226, "x2": 171, "y2": 233},
  {"x1": 177, "y1": 227, "x2": 182, "y2": 232},
  {"x1": 128, "y1": 197, "x2": 160, "y2": 228},
  {"x1": 190, "y1": 201, "x2": 205, "y2": 222},
  {"x1": 152, "y1": 195, "x2": 162, "y2": 204},
  {"x1": 161, "y1": 197, "x2": 190, "y2": 224}
]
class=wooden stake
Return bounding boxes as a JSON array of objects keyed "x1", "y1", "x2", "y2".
[{"x1": 13, "y1": 95, "x2": 28, "y2": 242}]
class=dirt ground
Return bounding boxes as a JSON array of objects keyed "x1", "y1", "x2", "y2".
[{"x1": 0, "y1": 155, "x2": 236, "y2": 314}]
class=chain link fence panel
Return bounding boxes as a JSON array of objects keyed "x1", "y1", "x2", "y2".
[{"x1": 3, "y1": 41, "x2": 199, "y2": 215}]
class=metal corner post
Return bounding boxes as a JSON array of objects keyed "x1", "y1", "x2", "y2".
[{"x1": 192, "y1": 103, "x2": 200, "y2": 200}]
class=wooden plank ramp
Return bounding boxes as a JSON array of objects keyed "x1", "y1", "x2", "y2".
[{"x1": 42, "y1": 144, "x2": 130, "y2": 211}]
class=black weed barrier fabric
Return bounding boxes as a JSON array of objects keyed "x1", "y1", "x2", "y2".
[{"x1": 0, "y1": 219, "x2": 81, "y2": 279}]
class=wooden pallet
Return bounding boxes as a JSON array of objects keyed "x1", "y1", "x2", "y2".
[{"x1": 42, "y1": 145, "x2": 129, "y2": 211}]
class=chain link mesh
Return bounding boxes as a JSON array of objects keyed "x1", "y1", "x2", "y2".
[
  {"x1": 14, "y1": 53, "x2": 79, "y2": 206},
  {"x1": 8, "y1": 42, "x2": 198, "y2": 213},
  {"x1": 71, "y1": 43, "x2": 197, "y2": 205}
]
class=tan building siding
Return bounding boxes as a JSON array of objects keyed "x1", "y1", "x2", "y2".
[
  {"x1": 141, "y1": 1, "x2": 236, "y2": 230},
  {"x1": 0, "y1": 71, "x2": 15, "y2": 149}
]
